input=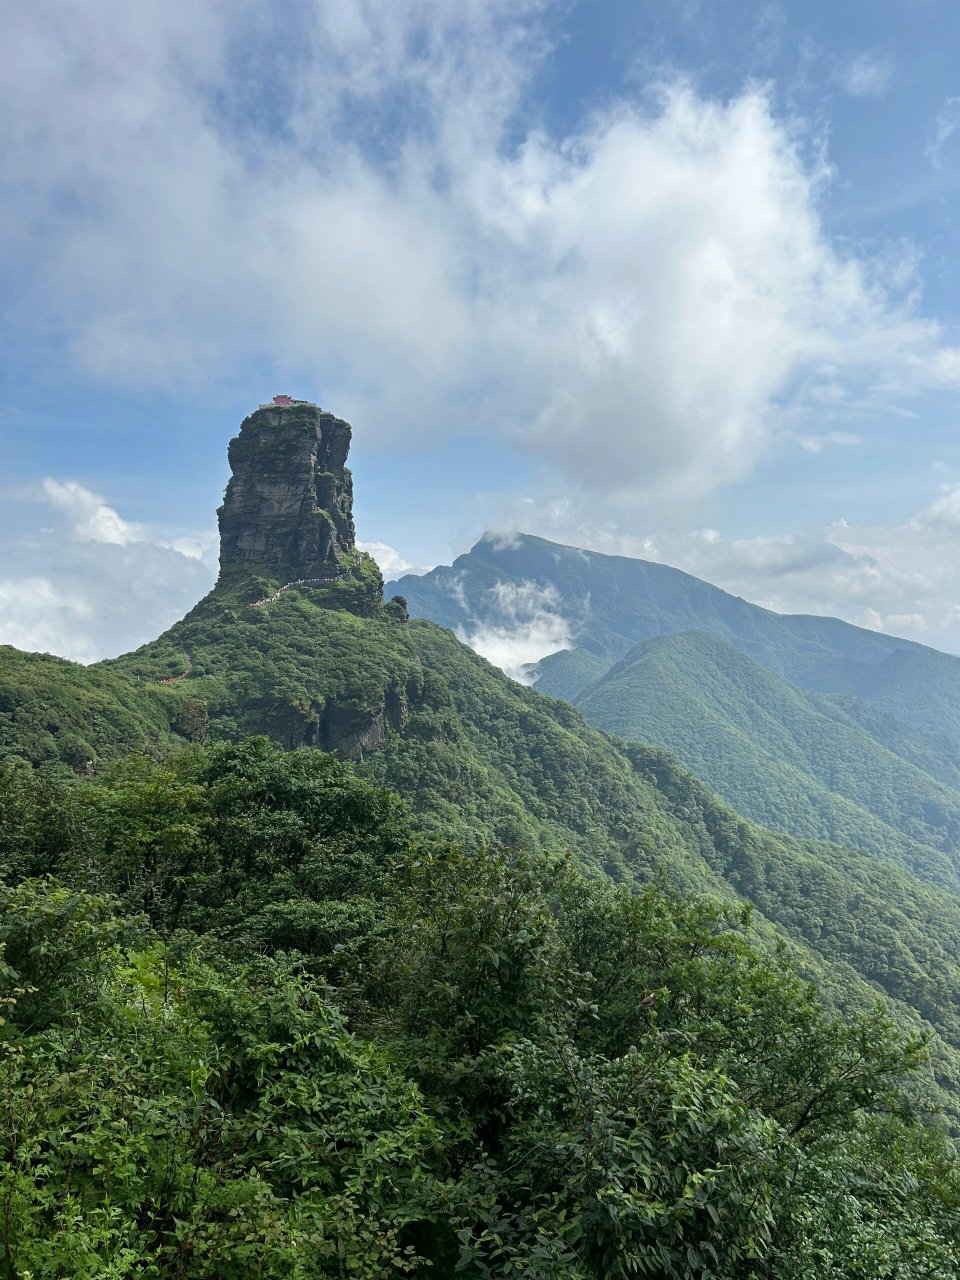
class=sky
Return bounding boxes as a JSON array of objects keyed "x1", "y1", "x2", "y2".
[{"x1": 4, "y1": 0, "x2": 960, "y2": 662}]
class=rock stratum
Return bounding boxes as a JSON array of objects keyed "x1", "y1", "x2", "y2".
[{"x1": 217, "y1": 401, "x2": 356, "y2": 584}]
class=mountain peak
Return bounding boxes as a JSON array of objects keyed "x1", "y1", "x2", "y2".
[{"x1": 217, "y1": 401, "x2": 356, "y2": 586}]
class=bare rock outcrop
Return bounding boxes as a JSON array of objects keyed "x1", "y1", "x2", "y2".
[{"x1": 217, "y1": 401, "x2": 356, "y2": 584}]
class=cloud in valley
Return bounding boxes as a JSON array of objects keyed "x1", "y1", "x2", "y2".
[{"x1": 456, "y1": 581, "x2": 572, "y2": 683}]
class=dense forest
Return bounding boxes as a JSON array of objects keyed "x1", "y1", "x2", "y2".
[{"x1": 2, "y1": 739, "x2": 959, "y2": 1276}]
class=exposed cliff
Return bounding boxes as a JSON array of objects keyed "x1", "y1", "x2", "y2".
[{"x1": 217, "y1": 402, "x2": 356, "y2": 585}]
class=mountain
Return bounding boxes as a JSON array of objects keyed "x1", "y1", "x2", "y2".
[
  {"x1": 575, "y1": 630, "x2": 960, "y2": 890},
  {"x1": 3, "y1": 399, "x2": 960, "y2": 1265},
  {"x1": 389, "y1": 533, "x2": 960, "y2": 875},
  {"x1": 217, "y1": 397, "x2": 360, "y2": 588},
  {"x1": 6, "y1": 403, "x2": 960, "y2": 1115},
  {"x1": 529, "y1": 645, "x2": 611, "y2": 701},
  {"x1": 389, "y1": 532, "x2": 960, "y2": 753},
  {"x1": 0, "y1": 644, "x2": 178, "y2": 768}
]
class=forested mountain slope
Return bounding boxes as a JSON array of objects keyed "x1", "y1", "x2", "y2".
[
  {"x1": 390, "y1": 532, "x2": 960, "y2": 877},
  {"x1": 1, "y1": 404, "x2": 960, "y2": 1099},
  {"x1": 574, "y1": 630, "x2": 960, "y2": 885},
  {"x1": 4, "y1": 742, "x2": 958, "y2": 1275},
  {"x1": 3, "y1": 578, "x2": 960, "y2": 1111},
  {"x1": 0, "y1": 644, "x2": 178, "y2": 766},
  {"x1": 5, "y1": 574, "x2": 960, "y2": 1119}
]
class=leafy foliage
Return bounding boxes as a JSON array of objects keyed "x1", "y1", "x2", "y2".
[
  {"x1": 0, "y1": 743, "x2": 957, "y2": 1275},
  {"x1": 575, "y1": 631, "x2": 960, "y2": 888},
  {"x1": 8, "y1": 595, "x2": 960, "y2": 1125},
  {"x1": 3, "y1": 532, "x2": 960, "y2": 1270},
  {"x1": 0, "y1": 883, "x2": 437, "y2": 1279},
  {"x1": 0, "y1": 644, "x2": 175, "y2": 768}
]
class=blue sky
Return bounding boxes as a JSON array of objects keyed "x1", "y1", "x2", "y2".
[{"x1": 4, "y1": 0, "x2": 960, "y2": 661}]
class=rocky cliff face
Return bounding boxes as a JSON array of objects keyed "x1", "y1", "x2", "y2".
[{"x1": 217, "y1": 403, "x2": 356, "y2": 584}]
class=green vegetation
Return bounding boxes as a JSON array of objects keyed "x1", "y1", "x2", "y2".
[
  {"x1": 4, "y1": 551, "x2": 960, "y2": 1269},
  {"x1": 394, "y1": 532, "x2": 960, "y2": 900},
  {"x1": 389, "y1": 532, "x2": 942, "y2": 694},
  {"x1": 0, "y1": 645, "x2": 177, "y2": 768},
  {"x1": 528, "y1": 644, "x2": 612, "y2": 701},
  {"x1": 7, "y1": 589, "x2": 960, "y2": 1116},
  {"x1": 1, "y1": 740, "x2": 958, "y2": 1276},
  {"x1": 575, "y1": 631, "x2": 960, "y2": 888},
  {"x1": 392, "y1": 530, "x2": 960, "y2": 784},
  {"x1": 6, "y1": 402, "x2": 960, "y2": 1270}
]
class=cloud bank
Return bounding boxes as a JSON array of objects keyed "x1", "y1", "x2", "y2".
[
  {"x1": 0, "y1": 482, "x2": 216, "y2": 663},
  {"x1": 4, "y1": 0, "x2": 960, "y2": 505}
]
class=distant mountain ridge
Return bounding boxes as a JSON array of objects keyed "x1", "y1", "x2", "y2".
[
  {"x1": 577, "y1": 630, "x2": 960, "y2": 888},
  {"x1": 388, "y1": 530, "x2": 938, "y2": 684},
  {"x1": 388, "y1": 532, "x2": 960, "y2": 877}
]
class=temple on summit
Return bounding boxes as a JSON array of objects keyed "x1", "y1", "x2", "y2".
[{"x1": 257, "y1": 394, "x2": 316, "y2": 410}]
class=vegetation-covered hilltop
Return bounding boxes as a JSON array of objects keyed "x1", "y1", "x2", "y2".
[{"x1": 575, "y1": 630, "x2": 960, "y2": 883}]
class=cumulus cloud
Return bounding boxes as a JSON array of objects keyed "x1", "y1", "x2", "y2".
[
  {"x1": 358, "y1": 540, "x2": 414, "y2": 577},
  {"x1": 3, "y1": 2, "x2": 960, "y2": 504},
  {"x1": 456, "y1": 581, "x2": 572, "y2": 683},
  {"x1": 782, "y1": 430, "x2": 864, "y2": 454},
  {"x1": 40, "y1": 479, "x2": 145, "y2": 545},
  {"x1": 0, "y1": 579, "x2": 95, "y2": 662},
  {"x1": 0, "y1": 481, "x2": 216, "y2": 663},
  {"x1": 923, "y1": 482, "x2": 960, "y2": 530}
]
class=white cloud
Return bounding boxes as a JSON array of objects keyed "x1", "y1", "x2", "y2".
[
  {"x1": 480, "y1": 531, "x2": 523, "y2": 551},
  {"x1": 162, "y1": 531, "x2": 219, "y2": 562},
  {"x1": 920, "y1": 481, "x2": 960, "y2": 531},
  {"x1": 783, "y1": 429, "x2": 864, "y2": 454},
  {"x1": 41, "y1": 478, "x2": 144, "y2": 545},
  {"x1": 0, "y1": 481, "x2": 216, "y2": 662},
  {"x1": 3, "y1": 2, "x2": 960, "y2": 506},
  {"x1": 860, "y1": 608, "x2": 927, "y2": 634},
  {"x1": 838, "y1": 52, "x2": 892, "y2": 98},
  {"x1": 456, "y1": 580, "x2": 572, "y2": 682},
  {"x1": 446, "y1": 572, "x2": 469, "y2": 611},
  {"x1": 0, "y1": 578, "x2": 96, "y2": 662},
  {"x1": 358, "y1": 540, "x2": 413, "y2": 577}
]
